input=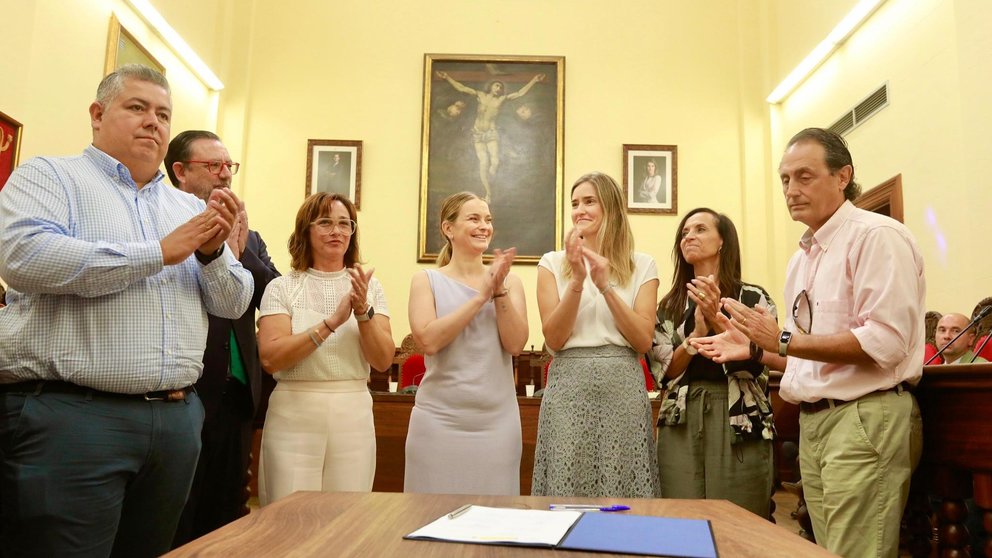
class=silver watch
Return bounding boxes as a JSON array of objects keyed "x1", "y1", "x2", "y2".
[
  {"x1": 778, "y1": 330, "x2": 793, "y2": 357},
  {"x1": 356, "y1": 306, "x2": 375, "y2": 322}
]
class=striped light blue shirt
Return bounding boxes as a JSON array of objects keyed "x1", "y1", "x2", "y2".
[{"x1": 0, "y1": 146, "x2": 253, "y2": 393}]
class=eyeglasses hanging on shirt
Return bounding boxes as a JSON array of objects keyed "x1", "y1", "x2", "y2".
[{"x1": 792, "y1": 290, "x2": 812, "y2": 335}]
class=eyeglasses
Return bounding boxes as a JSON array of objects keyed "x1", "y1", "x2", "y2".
[
  {"x1": 184, "y1": 160, "x2": 240, "y2": 175},
  {"x1": 311, "y1": 218, "x2": 357, "y2": 235},
  {"x1": 792, "y1": 289, "x2": 812, "y2": 335}
]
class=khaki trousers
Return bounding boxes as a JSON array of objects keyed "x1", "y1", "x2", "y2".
[{"x1": 799, "y1": 389, "x2": 922, "y2": 558}]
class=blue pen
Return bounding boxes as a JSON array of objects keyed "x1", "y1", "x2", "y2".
[{"x1": 549, "y1": 504, "x2": 631, "y2": 512}]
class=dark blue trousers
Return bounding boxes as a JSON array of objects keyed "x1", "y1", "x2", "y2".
[{"x1": 0, "y1": 386, "x2": 204, "y2": 557}]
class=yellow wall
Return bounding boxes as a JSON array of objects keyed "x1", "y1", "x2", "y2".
[
  {"x1": 231, "y1": 0, "x2": 777, "y2": 346},
  {"x1": 0, "y1": 0, "x2": 218, "y2": 161},
  {"x1": 5, "y1": 0, "x2": 989, "y2": 342},
  {"x1": 767, "y1": 0, "x2": 858, "y2": 89},
  {"x1": 772, "y1": 0, "x2": 992, "y2": 317}
]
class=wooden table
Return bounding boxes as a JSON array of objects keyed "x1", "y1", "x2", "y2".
[
  {"x1": 912, "y1": 362, "x2": 992, "y2": 557},
  {"x1": 167, "y1": 491, "x2": 835, "y2": 557}
]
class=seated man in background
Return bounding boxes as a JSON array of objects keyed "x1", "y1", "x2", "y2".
[
  {"x1": 165, "y1": 130, "x2": 280, "y2": 546},
  {"x1": 0, "y1": 64, "x2": 253, "y2": 557},
  {"x1": 935, "y1": 313, "x2": 988, "y2": 364}
]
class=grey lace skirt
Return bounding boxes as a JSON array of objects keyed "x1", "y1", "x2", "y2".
[{"x1": 531, "y1": 345, "x2": 660, "y2": 497}]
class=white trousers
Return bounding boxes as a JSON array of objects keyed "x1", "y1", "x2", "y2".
[{"x1": 258, "y1": 380, "x2": 375, "y2": 506}]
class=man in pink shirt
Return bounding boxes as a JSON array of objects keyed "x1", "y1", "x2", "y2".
[{"x1": 693, "y1": 128, "x2": 924, "y2": 558}]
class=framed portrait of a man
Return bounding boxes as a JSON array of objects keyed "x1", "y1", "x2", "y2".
[
  {"x1": 623, "y1": 144, "x2": 677, "y2": 215},
  {"x1": 418, "y1": 54, "x2": 565, "y2": 263},
  {"x1": 305, "y1": 139, "x2": 362, "y2": 208}
]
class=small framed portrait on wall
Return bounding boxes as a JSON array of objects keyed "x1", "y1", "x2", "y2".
[
  {"x1": 623, "y1": 144, "x2": 678, "y2": 215},
  {"x1": 305, "y1": 139, "x2": 363, "y2": 209}
]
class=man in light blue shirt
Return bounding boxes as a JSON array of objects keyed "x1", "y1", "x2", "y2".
[{"x1": 0, "y1": 64, "x2": 252, "y2": 557}]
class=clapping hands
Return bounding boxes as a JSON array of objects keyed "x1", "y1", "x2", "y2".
[
  {"x1": 687, "y1": 274, "x2": 722, "y2": 334},
  {"x1": 226, "y1": 199, "x2": 249, "y2": 259},
  {"x1": 564, "y1": 229, "x2": 587, "y2": 286},
  {"x1": 349, "y1": 264, "x2": 375, "y2": 314},
  {"x1": 485, "y1": 247, "x2": 517, "y2": 299}
]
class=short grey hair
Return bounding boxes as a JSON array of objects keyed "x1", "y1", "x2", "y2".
[{"x1": 96, "y1": 64, "x2": 171, "y2": 106}]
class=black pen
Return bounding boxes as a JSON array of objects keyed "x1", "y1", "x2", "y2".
[{"x1": 447, "y1": 504, "x2": 472, "y2": 519}]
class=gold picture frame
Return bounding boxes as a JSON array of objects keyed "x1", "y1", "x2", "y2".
[
  {"x1": 104, "y1": 14, "x2": 165, "y2": 76},
  {"x1": 623, "y1": 144, "x2": 678, "y2": 215},
  {"x1": 418, "y1": 54, "x2": 565, "y2": 263}
]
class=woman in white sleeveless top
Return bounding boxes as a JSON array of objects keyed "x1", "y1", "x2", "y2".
[
  {"x1": 256, "y1": 193, "x2": 395, "y2": 505},
  {"x1": 404, "y1": 192, "x2": 528, "y2": 494},
  {"x1": 532, "y1": 172, "x2": 661, "y2": 498}
]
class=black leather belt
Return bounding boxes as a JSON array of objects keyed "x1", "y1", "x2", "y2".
[
  {"x1": 799, "y1": 382, "x2": 911, "y2": 414},
  {"x1": 0, "y1": 380, "x2": 194, "y2": 402}
]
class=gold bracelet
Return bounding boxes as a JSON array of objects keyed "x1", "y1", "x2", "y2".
[
  {"x1": 569, "y1": 284, "x2": 583, "y2": 293},
  {"x1": 322, "y1": 318, "x2": 335, "y2": 334},
  {"x1": 599, "y1": 283, "x2": 615, "y2": 295}
]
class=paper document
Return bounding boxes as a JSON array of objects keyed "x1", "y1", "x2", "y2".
[
  {"x1": 406, "y1": 505, "x2": 719, "y2": 557},
  {"x1": 405, "y1": 505, "x2": 581, "y2": 546}
]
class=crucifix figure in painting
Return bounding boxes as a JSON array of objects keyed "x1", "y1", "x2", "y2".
[{"x1": 436, "y1": 70, "x2": 545, "y2": 201}]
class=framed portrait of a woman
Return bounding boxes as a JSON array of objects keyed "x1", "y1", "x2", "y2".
[{"x1": 623, "y1": 144, "x2": 677, "y2": 215}]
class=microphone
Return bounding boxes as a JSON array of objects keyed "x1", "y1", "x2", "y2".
[
  {"x1": 927, "y1": 305, "x2": 992, "y2": 365},
  {"x1": 970, "y1": 305, "x2": 992, "y2": 363}
]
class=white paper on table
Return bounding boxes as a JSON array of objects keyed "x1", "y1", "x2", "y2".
[{"x1": 405, "y1": 506, "x2": 582, "y2": 546}]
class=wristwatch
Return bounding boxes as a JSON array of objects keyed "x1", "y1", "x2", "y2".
[
  {"x1": 681, "y1": 338, "x2": 698, "y2": 356},
  {"x1": 778, "y1": 330, "x2": 793, "y2": 357},
  {"x1": 356, "y1": 306, "x2": 375, "y2": 322},
  {"x1": 195, "y1": 244, "x2": 224, "y2": 265}
]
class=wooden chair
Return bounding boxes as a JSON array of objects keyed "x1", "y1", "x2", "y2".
[{"x1": 395, "y1": 333, "x2": 421, "y2": 363}]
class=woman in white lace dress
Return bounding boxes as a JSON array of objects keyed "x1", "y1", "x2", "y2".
[
  {"x1": 256, "y1": 193, "x2": 395, "y2": 505},
  {"x1": 532, "y1": 172, "x2": 661, "y2": 498}
]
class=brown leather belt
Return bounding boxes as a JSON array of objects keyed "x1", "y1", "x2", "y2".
[
  {"x1": 799, "y1": 382, "x2": 911, "y2": 414},
  {"x1": 0, "y1": 380, "x2": 194, "y2": 402}
]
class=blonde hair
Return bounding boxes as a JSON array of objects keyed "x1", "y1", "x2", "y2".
[
  {"x1": 565, "y1": 172, "x2": 635, "y2": 286},
  {"x1": 436, "y1": 192, "x2": 483, "y2": 266}
]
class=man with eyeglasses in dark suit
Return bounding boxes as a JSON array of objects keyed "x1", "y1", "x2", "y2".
[
  {"x1": 165, "y1": 130, "x2": 280, "y2": 547},
  {"x1": 692, "y1": 128, "x2": 925, "y2": 558}
]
